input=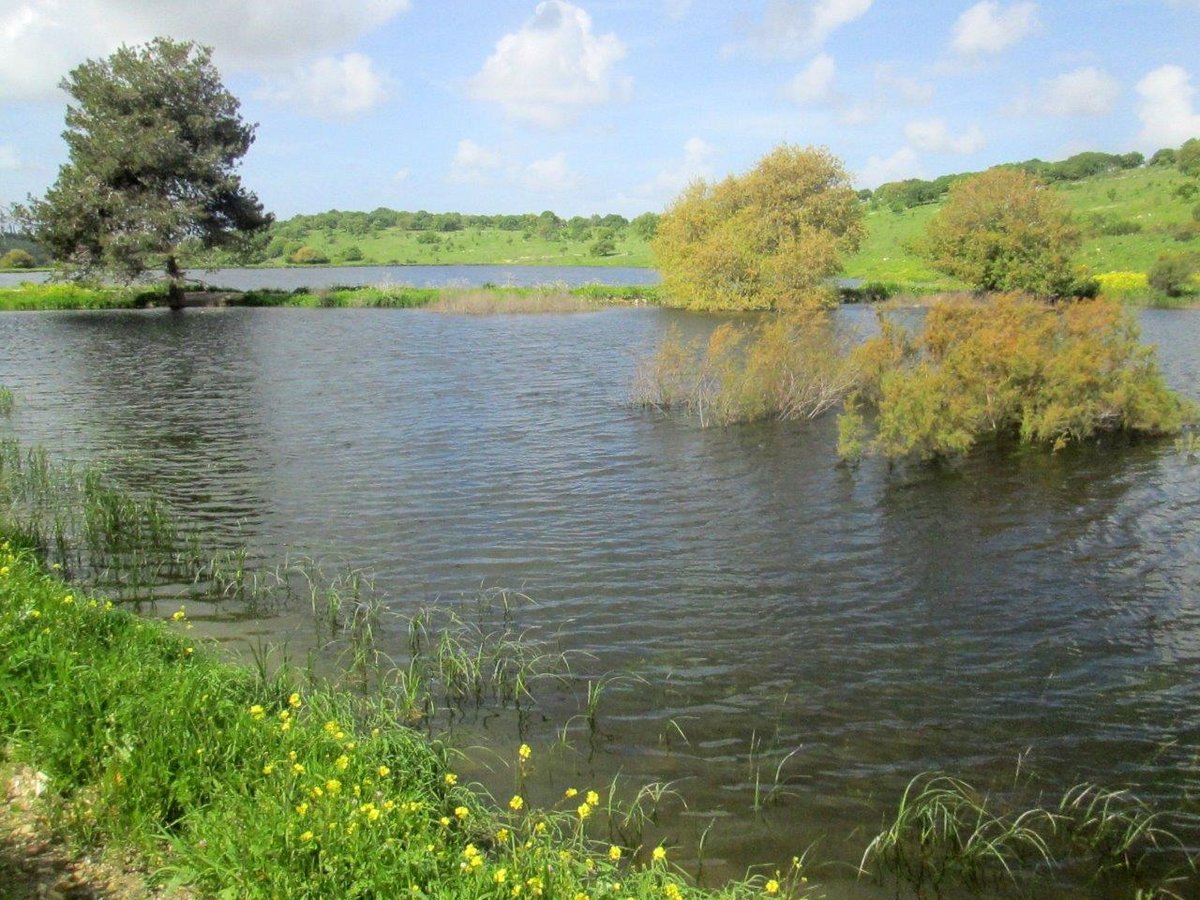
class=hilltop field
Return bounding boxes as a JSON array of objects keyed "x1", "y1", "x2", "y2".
[{"x1": 848, "y1": 163, "x2": 1199, "y2": 286}]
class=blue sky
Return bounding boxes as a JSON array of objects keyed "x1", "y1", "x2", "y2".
[{"x1": 1, "y1": 1, "x2": 1199, "y2": 219}]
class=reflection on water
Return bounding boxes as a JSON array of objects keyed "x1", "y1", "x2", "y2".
[{"x1": 1, "y1": 305, "x2": 1198, "y2": 894}]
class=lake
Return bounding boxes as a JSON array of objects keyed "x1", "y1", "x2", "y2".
[
  {"x1": 0, "y1": 304, "x2": 1197, "y2": 896},
  {"x1": 0, "y1": 263, "x2": 661, "y2": 290}
]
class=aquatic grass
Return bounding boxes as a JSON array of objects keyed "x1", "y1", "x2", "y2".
[
  {"x1": 0, "y1": 544, "x2": 810, "y2": 898},
  {"x1": 633, "y1": 311, "x2": 863, "y2": 427},
  {"x1": 425, "y1": 285, "x2": 610, "y2": 315},
  {"x1": 860, "y1": 771, "x2": 1197, "y2": 897},
  {"x1": 0, "y1": 386, "x2": 13, "y2": 417},
  {"x1": 0, "y1": 282, "x2": 168, "y2": 311}
]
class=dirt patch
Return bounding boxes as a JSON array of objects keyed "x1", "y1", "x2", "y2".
[{"x1": 1, "y1": 765, "x2": 186, "y2": 899}]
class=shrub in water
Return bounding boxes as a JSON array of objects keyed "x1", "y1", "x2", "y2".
[{"x1": 839, "y1": 295, "x2": 1193, "y2": 460}]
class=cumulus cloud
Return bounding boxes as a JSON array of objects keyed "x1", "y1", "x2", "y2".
[
  {"x1": 642, "y1": 137, "x2": 716, "y2": 196},
  {"x1": 467, "y1": 1, "x2": 631, "y2": 128},
  {"x1": 448, "y1": 139, "x2": 504, "y2": 184},
  {"x1": 857, "y1": 146, "x2": 921, "y2": 187},
  {"x1": 1136, "y1": 64, "x2": 1200, "y2": 147},
  {"x1": 0, "y1": 0, "x2": 411, "y2": 101},
  {"x1": 258, "y1": 53, "x2": 389, "y2": 118},
  {"x1": 784, "y1": 53, "x2": 837, "y2": 105},
  {"x1": 0, "y1": 144, "x2": 18, "y2": 169},
  {"x1": 950, "y1": 1, "x2": 1039, "y2": 57},
  {"x1": 393, "y1": 167, "x2": 411, "y2": 183},
  {"x1": 664, "y1": 0, "x2": 694, "y2": 19},
  {"x1": 1035, "y1": 67, "x2": 1120, "y2": 117},
  {"x1": 904, "y1": 118, "x2": 986, "y2": 154},
  {"x1": 838, "y1": 63, "x2": 933, "y2": 125},
  {"x1": 521, "y1": 154, "x2": 579, "y2": 192},
  {"x1": 728, "y1": 0, "x2": 873, "y2": 60}
]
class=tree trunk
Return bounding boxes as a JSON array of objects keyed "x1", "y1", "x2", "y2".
[{"x1": 166, "y1": 254, "x2": 184, "y2": 310}]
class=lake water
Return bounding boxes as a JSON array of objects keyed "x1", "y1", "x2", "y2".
[
  {"x1": 1, "y1": 305, "x2": 1197, "y2": 896},
  {"x1": 0, "y1": 263, "x2": 660, "y2": 290}
]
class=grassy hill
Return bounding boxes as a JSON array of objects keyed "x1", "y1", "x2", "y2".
[{"x1": 844, "y1": 165, "x2": 1199, "y2": 287}]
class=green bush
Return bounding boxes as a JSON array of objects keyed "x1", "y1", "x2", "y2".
[
  {"x1": 0, "y1": 249, "x2": 36, "y2": 269},
  {"x1": 1148, "y1": 253, "x2": 1199, "y2": 296},
  {"x1": 288, "y1": 246, "x2": 329, "y2": 265}
]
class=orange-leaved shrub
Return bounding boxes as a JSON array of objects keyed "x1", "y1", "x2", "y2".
[{"x1": 838, "y1": 294, "x2": 1193, "y2": 460}]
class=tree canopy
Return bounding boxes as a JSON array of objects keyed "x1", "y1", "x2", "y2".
[
  {"x1": 21, "y1": 38, "x2": 270, "y2": 304},
  {"x1": 652, "y1": 145, "x2": 864, "y2": 310},
  {"x1": 918, "y1": 168, "x2": 1083, "y2": 297}
]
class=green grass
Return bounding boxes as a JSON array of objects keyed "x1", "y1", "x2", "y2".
[
  {"x1": 0, "y1": 540, "x2": 807, "y2": 898},
  {"x1": 0, "y1": 282, "x2": 662, "y2": 312},
  {"x1": 845, "y1": 166, "x2": 1200, "y2": 287},
  {"x1": 0, "y1": 282, "x2": 170, "y2": 311},
  {"x1": 250, "y1": 226, "x2": 655, "y2": 269}
]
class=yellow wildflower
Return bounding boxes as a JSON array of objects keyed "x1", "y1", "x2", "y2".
[
  {"x1": 292, "y1": 763, "x2": 305, "y2": 775},
  {"x1": 249, "y1": 704, "x2": 265, "y2": 719},
  {"x1": 378, "y1": 765, "x2": 390, "y2": 777},
  {"x1": 335, "y1": 755, "x2": 350, "y2": 771},
  {"x1": 309, "y1": 786, "x2": 324, "y2": 799},
  {"x1": 518, "y1": 743, "x2": 532, "y2": 761},
  {"x1": 288, "y1": 692, "x2": 302, "y2": 708},
  {"x1": 62, "y1": 594, "x2": 73, "y2": 605},
  {"x1": 509, "y1": 795, "x2": 524, "y2": 812},
  {"x1": 526, "y1": 877, "x2": 543, "y2": 896},
  {"x1": 608, "y1": 845, "x2": 622, "y2": 861},
  {"x1": 534, "y1": 821, "x2": 546, "y2": 834},
  {"x1": 172, "y1": 608, "x2": 186, "y2": 621},
  {"x1": 494, "y1": 869, "x2": 508, "y2": 884},
  {"x1": 326, "y1": 779, "x2": 341, "y2": 794},
  {"x1": 495, "y1": 828, "x2": 510, "y2": 842},
  {"x1": 564, "y1": 787, "x2": 578, "y2": 798},
  {"x1": 444, "y1": 772, "x2": 458, "y2": 786},
  {"x1": 586, "y1": 790, "x2": 600, "y2": 805},
  {"x1": 764, "y1": 880, "x2": 780, "y2": 895},
  {"x1": 262, "y1": 764, "x2": 275, "y2": 775},
  {"x1": 664, "y1": 886, "x2": 683, "y2": 900},
  {"x1": 577, "y1": 802, "x2": 591, "y2": 820},
  {"x1": 454, "y1": 805, "x2": 470, "y2": 820},
  {"x1": 439, "y1": 816, "x2": 451, "y2": 826},
  {"x1": 295, "y1": 802, "x2": 308, "y2": 816},
  {"x1": 653, "y1": 846, "x2": 667, "y2": 862}
]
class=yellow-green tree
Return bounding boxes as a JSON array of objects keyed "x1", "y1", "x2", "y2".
[
  {"x1": 652, "y1": 145, "x2": 864, "y2": 311},
  {"x1": 918, "y1": 168, "x2": 1083, "y2": 297},
  {"x1": 838, "y1": 295, "x2": 1193, "y2": 460}
]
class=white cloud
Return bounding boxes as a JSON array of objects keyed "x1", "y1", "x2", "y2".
[
  {"x1": 837, "y1": 63, "x2": 933, "y2": 125},
  {"x1": 467, "y1": 1, "x2": 631, "y2": 128},
  {"x1": 521, "y1": 153, "x2": 579, "y2": 192},
  {"x1": 0, "y1": 144, "x2": 18, "y2": 169},
  {"x1": 644, "y1": 137, "x2": 716, "y2": 196},
  {"x1": 393, "y1": 167, "x2": 410, "y2": 183},
  {"x1": 1136, "y1": 64, "x2": 1200, "y2": 147},
  {"x1": 904, "y1": 118, "x2": 986, "y2": 154},
  {"x1": 857, "y1": 146, "x2": 921, "y2": 187},
  {"x1": 0, "y1": 0, "x2": 411, "y2": 101},
  {"x1": 664, "y1": 0, "x2": 694, "y2": 19},
  {"x1": 728, "y1": 0, "x2": 873, "y2": 59},
  {"x1": 258, "y1": 53, "x2": 388, "y2": 118},
  {"x1": 950, "y1": 1, "x2": 1039, "y2": 57},
  {"x1": 448, "y1": 139, "x2": 504, "y2": 184},
  {"x1": 784, "y1": 53, "x2": 837, "y2": 105},
  {"x1": 1036, "y1": 67, "x2": 1120, "y2": 117}
]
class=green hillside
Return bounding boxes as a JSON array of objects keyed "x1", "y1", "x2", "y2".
[{"x1": 844, "y1": 165, "x2": 1199, "y2": 286}]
